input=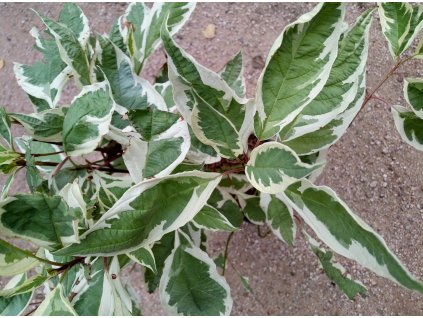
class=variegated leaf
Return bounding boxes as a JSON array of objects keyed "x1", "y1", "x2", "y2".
[
  {"x1": 392, "y1": 105, "x2": 423, "y2": 151},
  {"x1": 128, "y1": 246, "x2": 157, "y2": 273},
  {"x1": 33, "y1": 284, "x2": 77, "y2": 316},
  {"x1": 0, "y1": 193, "x2": 79, "y2": 249},
  {"x1": 0, "y1": 274, "x2": 48, "y2": 297},
  {"x1": 58, "y1": 3, "x2": 90, "y2": 47},
  {"x1": 62, "y1": 81, "x2": 115, "y2": 156},
  {"x1": 260, "y1": 193, "x2": 296, "y2": 245},
  {"x1": 193, "y1": 204, "x2": 238, "y2": 232},
  {"x1": 0, "y1": 274, "x2": 33, "y2": 316},
  {"x1": 245, "y1": 142, "x2": 322, "y2": 194},
  {"x1": 0, "y1": 239, "x2": 39, "y2": 277},
  {"x1": 306, "y1": 233, "x2": 367, "y2": 300},
  {"x1": 220, "y1": 51, "x2": 246, "y2": 99},
  {"x1": 55, "y1": 171, "x2": 221, "y2": 256},
  {"x1": 284, "y1": 179, "x2": 423, "y2": 294},
  {"x1": 10, "y1": 107, "x2": 66, "y2": 143},
  {"x1": 378, "y1": 2, "x2": 423, "y2": 58},
  {"x1": 0, "y1": 107, "x2": 12, "y2": 147},
  {"x1": 404, "y1": 78, "x2": 423, "y2": 118},
  {"x1": 282, "y1": 9, "x2": 373, "y2": 140},
  {"x1": 242, "y1": 196, "x2": 266, "y2": 225},
  {"x1": 97, "y1": 35, "x2": 167, "y2": 112},
  {"x1": 255, "y1": 3, "x2": 345, "y2": 140},
  {"x1": 36, "y1": 12, "x2": 91, "y2": 87},
  {"x1": 160, "y1": 231, "x2": 232, "y2": 315}
]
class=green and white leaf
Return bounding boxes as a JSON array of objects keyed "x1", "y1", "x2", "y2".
[
  {"x1": 58, "y1": 3, "x2": 90, "y2": 47},
  {"x1": 59, "y1": 180, "x2": 88, "y2": 231},
  {"x1": 10, "y1": 108, "x2": 66, "y2": 143},
  {"x1": 55, "y1": 171, "x2": 221, "y2": 256},
  {"x1": 193, "y1": 204, "x2": 238, "y2": 232},
  {"x1": 97, "y1": 35, "x2": 167, "y2": 112},
  {"x1": 160, "y1": 231, "x2": 232, "y2": 315},
  {"x1": 283, "y1": 178, "x2": 423, "y2": 294},
  {"x1": 220, "y1": 50, "x2": 246, "y2": 99},
  {"x1": 378, "y1": 3, "x2": 423, "y2": 58},
  {"x1": 0, "y1": 193, "x2": 79, "y2": 249},
  {"x1": 260, "y1": 193, "x2": 296, "y2": 245},
  {"x1": 62, "y1": 81, "x2": 115, "y2": 156},
  {"x1": 392, "y1": 105, "x2": 423, "y2": 151},
  {"x1": 241, "y1": 196, "x2": 266, "y2": 225},
  {"x1": 0, "y1": 239, "x2": 39, "y2": 276},
  {"x1": 33, "y1": 284, "x2": 77, "y2": 316},
  {"x1": 128, "y1": 246, "x2": 157, "y2": 273},
  {"x1": 0, "y1": 274, "x2": 48, "y2": 298},
  {"x1": 404, "y1": 78, "x2": 423, "y2": 118},
  {"x1": 0, "y1": 107, "x2": 12, "y2": 147},
  {"x1": 306, "y1": 233, "x2": 367, "y2": 300},
  {"x1": 255, "y1": 3, "x2": 345, "y2": 140},
  {"x1": 0, "y1": 274, "x2": 33, "y2": 316},
  {"x1": 283, "y1": 9, "x2": 372, "y2": 140},
  {"x1": 36, "y1": 12, "x2": 91, "y2": 87},
  {"x1": 245, "y1": 142, "x2": 322, "y2": 194}
]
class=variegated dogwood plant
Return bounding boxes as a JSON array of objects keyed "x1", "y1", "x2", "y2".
[{"x1": 0, "y1": 2, "x2": 423, "y2": 316}]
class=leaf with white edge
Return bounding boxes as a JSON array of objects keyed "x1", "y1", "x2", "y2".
[
  {"x1": 186, "y1": 127, "x2": 220, "y2": 164},
  {"x1": 0, "y1": 239, "x2": 39, "y2": 276},
  {"x1": 1, "y1": 173, "x2": 15, "y2": 201},
  {"x1": 33, "y1": 284, "x2": 77, "y2": 316},
  {"x1": 0, "y1": 145, "x2": 19, "y2": 174},
  {"x1": 283, "y1": 9, "x2": 373, "y2": 140},
  {"x1": 59, "y1": 180, "x2": 87, "y2": 231},
  {"x1": 10, "y1": 108, "x2": 66, "y2": 143},
  {"x1": 159, "y1": 231, "x2": 232, "y2": 315},
  {"x1": 123, "y1": 120, "x2": 190, "y2": 183},
  {"x1": 242, "y1": 196, "x2": 266, "y2": 225},
  {"x1": 36, "y1": 12, "x2": 91, "y2": 87},
  {"x1": 245, "y1": 142, "x2": 322, "y2": 194},
  {"x1": 0, "y1": 274, "x2": 48, "y2": 297},
  {"x1": 62, "y1": 81, "x2": 115, "y2": 156},
  {"x1": 260, "y1": 193, "x2": 296, "y2": 245},
  {"x1": 128, "y1": 246, "x2": 157, "y2": 273},
  {"x1": 0, "y1": 107, "x2": 12, "y2": 147},
  {"x1": 14, "y1": 27, "x2": 69, "y2": 111},
  {"x1": 58, "y1": 3, "x2": 90, "y2": 47},
  {"x1": 240, "y1": 275, "x2": 252, "y2": 293},
  {"x1": 207, "y1": 188, "x2": 244, "y2": 228},
  {"x1": 0, "y1": 193, "x2": 79, "y2": 249},
  {"x1": 283, "y1": 178, "x2": 423, "y2": 294},
  {"x1": 306, "y1": 233, "x2": 367, "y2": 300},
  {"x1": 218, "y1": 174, "x2": 254, "y2": 195},
  {"x1": 404, "y1": 78, "x2": 423, "y2": 118},
  {"x1": 54, "y1": 171, "x2": 221, "y2": 256},
  {"x1": 220, "y1": 51, "x2": 246, "y2": 98},
  {"x1": 255, "y1": 3, "x2": 345, "y2": 140},
  {"x1": 128, "y1": 108, "x2": 180, "y2": 141},
  {"x1": 378, "y1": 3, "x2": 423, "y2": 58},
  {"x1": 193, "y1": 204, "x2": 238, "y2": 232},
  {"x1": 154, "y1": 81, "x2": 175, "y2": 108},
  {"x1": 392, "y1": 105, "x2": 423, "y2": 151},
  {"x1": 145, "y1": 232, "x2": 175, "y2": 293},
  {"x1": 97, "y1": 35, "x2": 167, "y2": 112},
  {"x1": 0, "y1": 274, "x2": 33, "y2": 316}
]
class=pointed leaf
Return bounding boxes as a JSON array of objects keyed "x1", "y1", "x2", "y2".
[
  {"x1": 193, "y1": 204, "x2": 238, "y2": 232},
  {"x1": 0, "y1": 107, "x2": 12, "y2": 147},
  {"x1": 0, "y1": 274, "x2": 33, "y2": 316},
  {"x1": 404, "y1": 78, "x2": 423, "y2": 118},
  {"x1": 0, "y1": 239, "x2": 39, "y2": 276},
  {"x1": 392, "y1": 105, "x2": 423, "y2": 151},
  {"x1": 220, "y1": 51, "x2": 246, "y2": 98},
  {"x1": 33, "y1": 284, "x2": 77, "y2": 316},
  {"x1": 128, "y1": 246, "x2": 157, "y2": 273}
]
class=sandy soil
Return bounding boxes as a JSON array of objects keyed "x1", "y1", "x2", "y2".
[{"x1": 1, "y1": 2, "x2": 423, "y2": 315}]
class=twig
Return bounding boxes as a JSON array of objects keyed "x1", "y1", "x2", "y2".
[
  {"x1": 52, "y1": 156, "x2": 70, "y2": 177},
  {"x1": 222, "y1": 232, "x2": 235, "y2": 275}
]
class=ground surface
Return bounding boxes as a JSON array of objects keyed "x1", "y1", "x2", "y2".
[{"x1": 1, "y1": 2, "x2": 423, "y2": 315}]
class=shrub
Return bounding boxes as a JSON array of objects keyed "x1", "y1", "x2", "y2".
[{"x1": 0, "y1": 2, "x2": 422, "y2": 315}]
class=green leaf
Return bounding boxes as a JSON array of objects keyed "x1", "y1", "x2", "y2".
[
  {"x1": 378, "y1": 3, "x2": 423, "y2": 58},
  {"x1": 404, "y1": 78, "x2": 423, "y2": 118},
  {"x1": 240, "y1": 275, "x2": 252, "y2": 293},
  {"x1": 62, "y1": 81, "x2": 115, "y2": 156},
  {"x1": 128, "y1": 246, "x2": 157, "y2": 273},
  {"x1": 55, "y1": 171, "x2": 221, "y2": 256},
  {"x1": 36, "y1": 12, "x2": 91, "y2": 87},
  {"x1": 14, "y1": 27, "x2": 69, "y2": 111},
  {"x1": 0, "y1": 239, "x2": 39, "y2": 276},
  {"x1": 245, "y1": 142, "x2": 322, "y2": 194},
  {"x1": 220, "y1": 51, "x2": 246, "y2": 98},
  {"x1": 145, "y1": 232, "x2": 175, "y2": 293},
  {"x1": 159, "y1": 231, "x2": 232, "y2": 315},
  {"x1": 0, "y1": 107, "x2": 12, "y2": 147},
  {"x1": 306, "y1": 234, "x2": 367, "y2": 300},
  {"x1": 1, "y1": 172, "x2": 15, "y2": 201},
  {"x1": 0, "y1": 146, "x2": 20, "y2": 174},
  {"x1": 0, "y1": 193, "x2": 79, "y2": 249},
  {"x1": 392, "y1": 105, "x2": 423, "y2": 151},
  {"x1": 242, "y1": 196, "x2": 266, "y2": 225},
  {"x1": 0, "y1": 274, "x2": 33, "y2": 316},
  {"x1": 10, "y1": 108, "x2": 66, "y2": 143},
  {"x1": 33, "y1": 284, "x2": 77, "y2": 316},
  {"x1": 97, "y1": 35, "x2": 167, "y2": 112},
  {"x1": 58, "y1": 3, "x2": 90, "y2": 46},
  {"x1": 282, "y1": 9, "x2": 373, "y2": 141},
  {"x1": 128, "y1": 108, "x2": 180, "y2": 141},
  {"x1": 284, "y1": 179, "x2": 423, "y2": 294},
  {"x1": 0, "y1": 274, "x2": 48, "y2": 298},
  {"x1": 255, "y1": 3, "x2": 345, "y2": 140},
  {"x1": 261, "y1": 193, "x2": 296, "y2": 245},
  {"x1": 193, "y1": 204, "x2": 238, "y2": 232}
]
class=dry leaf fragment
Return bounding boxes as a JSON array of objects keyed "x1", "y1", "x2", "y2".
[
  {"x1": 202, "y1": 24, "x2": 216, "y2": 39},
  {"x1": 0, "y1": 59, "x2": 4, "y2": 70}
]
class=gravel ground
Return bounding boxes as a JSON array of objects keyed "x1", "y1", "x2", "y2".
[{"x1": 1, "y1": 2, "x2": 423, "y2": 315}]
